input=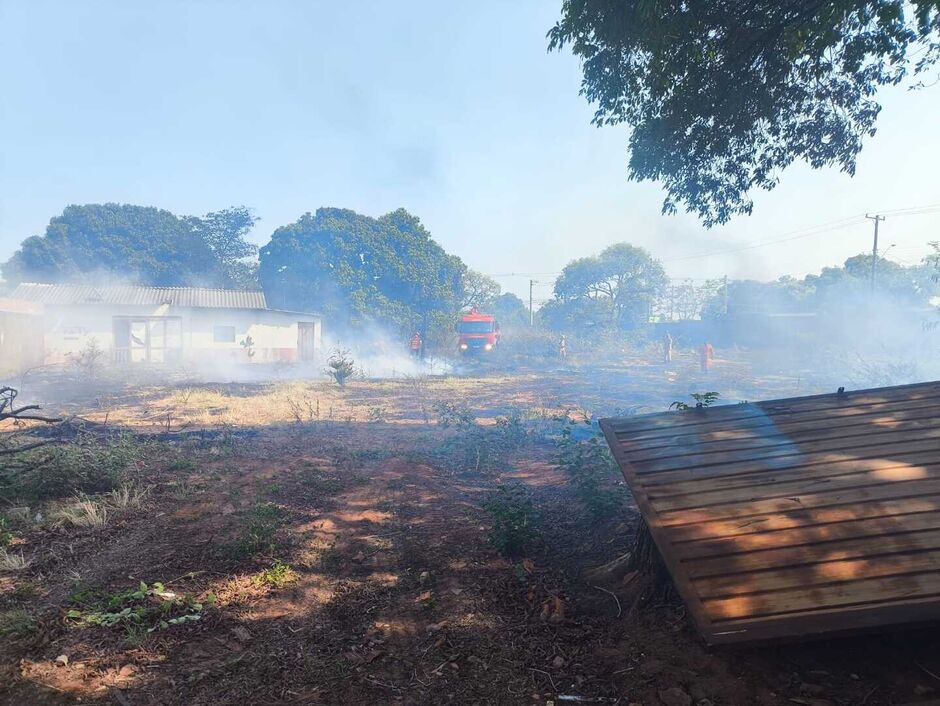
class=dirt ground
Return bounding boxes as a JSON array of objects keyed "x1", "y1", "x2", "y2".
[{"x1": 2, "y1": 351, "x2": 939, "y2": 705}]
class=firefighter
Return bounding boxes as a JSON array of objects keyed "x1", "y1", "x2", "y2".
[
  {"x1": 558, "y1": 334, "x2": 568, "y2": 360},
  {"x1": 700, "y1": 341, "x2": 715, "y2": 373},
  {"x1": 663, "y1": 331, "x2": 673, "y2": 363},
  {"x1": 409, "y1": 331, "x2": 422, "y2": 358}
]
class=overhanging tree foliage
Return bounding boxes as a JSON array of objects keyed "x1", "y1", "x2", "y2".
[
  {"x1": 258, "y1": 207, "x2": 466, "y2": 336},
  {"x1": 549, "y1": 1, "x2": 940, "y2": 226}
]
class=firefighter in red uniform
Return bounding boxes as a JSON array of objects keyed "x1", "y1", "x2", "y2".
[{"x1": 409, "y1": 331, "x2": 422, "y2": 358}]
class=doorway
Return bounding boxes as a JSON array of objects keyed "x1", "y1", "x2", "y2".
[{"x1": 298, "y1": 322, "x2": 317, "y2": 361}]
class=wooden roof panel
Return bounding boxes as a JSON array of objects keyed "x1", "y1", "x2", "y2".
[{"x1": 600, "y1": 380, "x2": 940, "y2": 645}]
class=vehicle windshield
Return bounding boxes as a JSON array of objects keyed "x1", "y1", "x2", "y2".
[{"x1": 458, "y1": 320, "x2": 494, "y2": 334}]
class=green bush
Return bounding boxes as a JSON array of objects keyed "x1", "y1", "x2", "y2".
[
  {"x1": 0, "y1": 434, "x2": 141, "y2": 503},
  {"x1": 557, "y1": 419, "x2": 625, "y2": 517},
  {"x1": 483, "y1": 483, "x2": 539, "y2": 557}
]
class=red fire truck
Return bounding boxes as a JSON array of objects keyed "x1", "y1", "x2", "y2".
[{"x1": 457, "y1": 308, "x2": 500, "y2": 355}]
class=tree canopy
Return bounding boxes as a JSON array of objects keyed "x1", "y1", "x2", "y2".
[
  {"x1": 3, "y1": 203, "x2": 259, "y2": 288},
  {"x1": 549, "y1": 1, "x2": 940, "y2": 226},
  {"x1": 258, "y1": 207, "x2": 466, "y2": 334},
  {"x1": 543, "y1": 243, "x2": 667, "y2": 333}
]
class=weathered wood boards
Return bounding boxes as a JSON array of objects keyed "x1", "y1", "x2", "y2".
[{"x1": 600, "y1": 381, "x2": 940, "y2": 645}]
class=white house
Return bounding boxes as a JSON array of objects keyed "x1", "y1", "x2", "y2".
[{"x1": 9, "y1": 283, "x2": 321, "y2": 366}]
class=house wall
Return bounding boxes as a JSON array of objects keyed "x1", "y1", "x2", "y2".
[
  {"x1": 0, "y1": 311, "x2": 44, "y2": 377},
  {"x1": 40, "y1": 304, "x2": 321, "y2": 364}
]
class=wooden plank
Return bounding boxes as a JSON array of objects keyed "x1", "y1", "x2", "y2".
[
  {"x1": 685, "y1": 529, "x2": 940, "y2": 579},
  {"x1": 703, "y1": 570, "x2": 940, "y2": 621},
  {"x1": 616, "y1": 395, "x2": 940, "y2": 447},
  {"x1": 644, "y1": 452, "x2": 940, "y2": 498},
  {"x1": 668, "y1": 498, "x2": 940, "y2": 544},
  {"x1": 636, "y1": 438, "x2": 940, "y2": 486},
  {"x1": 635, "y1": 427, "x2": 940, "y2": 475},
  {"x1": 656, "y1": 478, "x2": 940, "y2": 528},
  {"x1": 694, "y1": 548, "x2": 940, "y2": 599},
  {"x1": 650, "y1": 463, "x2": 940, "y2": 513},
  {"x1": 624, "y1": 411, "x2": 940, "y2": 463},
  {"x1": 672, "y1": 508, "x2": 940, "y2": 557}
]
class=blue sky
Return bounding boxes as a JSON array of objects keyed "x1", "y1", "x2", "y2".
[{"x1": 2, "y1": 0, "x2": 938, "y2": 302}]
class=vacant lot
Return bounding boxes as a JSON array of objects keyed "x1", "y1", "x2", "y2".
[{"x1": 2, "y1": 351, "x2": 938, "y2": 705}]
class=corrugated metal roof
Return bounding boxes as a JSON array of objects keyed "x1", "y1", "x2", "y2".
[
  {"x1": 601, "y1": 380, "x2": 940, "y2": 645},
  {"x1": 11, "y1": 283, "x2": 268, "y2": 310}
]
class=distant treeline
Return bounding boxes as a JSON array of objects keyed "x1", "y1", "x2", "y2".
[{"x1": 4, "y1": 203, "x2": 938, "y2": 342}]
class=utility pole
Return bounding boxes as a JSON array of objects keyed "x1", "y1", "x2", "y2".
[
  {"x1": 865, "y1": 213, "x2": 885, "y2": 292},
  {"x1": 529, "y1": 279, "x2": 536, "y2": 326}
]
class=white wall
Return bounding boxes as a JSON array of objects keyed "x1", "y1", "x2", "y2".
[{"x1": 40, "y1": 303, "x2": 320, "y2": 364}]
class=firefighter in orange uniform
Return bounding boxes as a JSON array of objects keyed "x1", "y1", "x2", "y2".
[
  {"x1": 700, "y1": 341, "x2": 715, "y2": 372},
  {"x1": 409, "y1": 331, "x2": 422, "y2": 358}
]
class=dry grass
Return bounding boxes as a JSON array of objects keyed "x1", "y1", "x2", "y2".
[
  {"x1": 52, "y1": 497, "x2": 109, "y2": 528},
  {"x1": 108, "y1": 483, "x2": 151, "y2": 509},
  {"x1": 0, "y1": 547, "x2": 31, "y2": 571}
]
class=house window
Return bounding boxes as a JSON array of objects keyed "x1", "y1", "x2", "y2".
[{"x1": 213, "y1": 325, "x2": 236, "y2": 343}]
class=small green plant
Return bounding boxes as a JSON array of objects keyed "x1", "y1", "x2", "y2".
[
  {"x1": 253, "y1": 559, "x2": 296, "y2": 587},
  {"x1": 167, "y1": 454, "x2": 198, "y2": 472},
  {"x1": 0, "y1": 517, "x2": 12, "y2": 547},
  {"x1": 433, "y1": 400, "x2": 475, "y2": 428},
  {"x1": 367, "y1": 405, "x2": 388, "y2": 423},
  {"x1": 240, "y1": 334, "x2": 256, "y2": 362},
  {"x1": 557, "y1": 418, "x2": 624, "y2": 517},
  {"x1": 0, "y1": 609, "x2": 36, "y2": 638},
  {"x1": 482, "y1": 483, "x2": 539, "y2": 557},
  {"x1": 669, "y1": 391, "x2": 721, "y2": 411},
  {"x1": 68, "y1": 337, "x2": 106, "y2": 379},
  {"x1": 325, "y1": 349, "x2": 356, "y2": 387},
  {"x1": 66, "y1": 581, "x2": 213, "y2": 637},
  {"x1": 225, "y1": 503, "x2": 285, "y2": 560}
]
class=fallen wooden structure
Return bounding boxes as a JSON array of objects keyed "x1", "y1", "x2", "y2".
[{"x1": 600, "y1": 381, "x2": 940, "y2": 645}]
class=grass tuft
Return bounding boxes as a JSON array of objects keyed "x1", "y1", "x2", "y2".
[{"x1": 53, "y1": 497, "x2": 109, "y2": 528}]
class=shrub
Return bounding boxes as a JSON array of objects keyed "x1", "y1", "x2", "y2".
[
  {"x1": 433, "y1": 400, "x2": 475, "y2": 428},
  {"x1": 68, "y1": 338, "x2": 106, "y2": 379},
  {"x1": 325, "y1": 349, "x2": 356, "y2": 386},
  {"x1": 483, "y1": 483, "x2": 539, "y2": 557},
  {"x1": 557, "y1": 418, "x2": 624, "y2": 517},
  {"x1": 0, "y1": 434, "x2": 140, "y2": 503}
]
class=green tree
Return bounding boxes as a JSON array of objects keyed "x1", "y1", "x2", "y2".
[
  {"x1": 491, "y1": 292, "x2": 529, "y2": 327},
  {"x1": 187, "y1": 206, "x2": 259, "y2": 289},
  {"x1": 258, "y1": 207, "x2": 466, "y2": 337},
  {"x1": 551, "y1": 243, "x2": 667, "y2": 329},
  {"x1": 3, "y1": 204, "x2": 222, "y2": 286},
  {"x1": 461, "y1": 270, "x2": 501, "y2": 311},
  {"x1": 549, "y1": 1, "x2": 940, "y2": 226}
]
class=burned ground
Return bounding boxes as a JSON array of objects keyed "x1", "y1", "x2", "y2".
[{"x1": 2, "y1": 352, "x2": 939, "y2": 705}]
